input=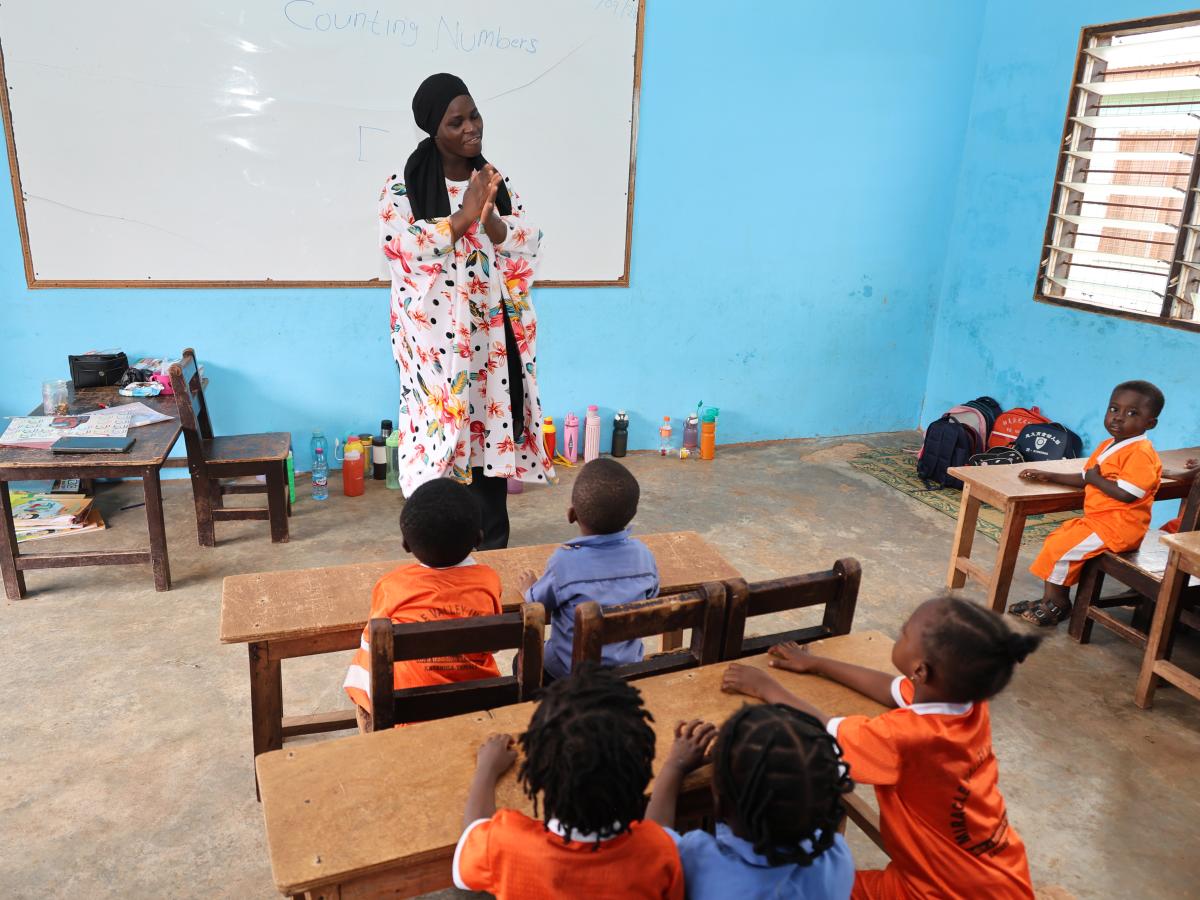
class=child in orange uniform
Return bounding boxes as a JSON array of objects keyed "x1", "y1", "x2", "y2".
[
  {"x1": 343, "y1": 478, "x2": 502, "y2": 731},
  {"x1": 453, "y1": 664, "x2": 683, "y2": 899},
  {"x1": 722, "y1": 596, "x2": 1040, "y2": 900},
  {"x1": 1010, "y1": 380, "x2": 1164, "y2": 627}
]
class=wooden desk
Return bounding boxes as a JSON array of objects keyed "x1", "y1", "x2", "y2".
[
  {"x1": 257, "y1": 630, "x2": 894, "y2": 899},
  {"x1": 221, "y1": 531, "x2": 741, "y2": 775},
  {"x1": 946, "y1": 448, "x2": 1198, "y2": 612},
  {"x1": 1137, "y1": 530, "x2": 1200, "y2": 708},
  {"x1": 0, "y1": 387, "x2": 182, "y2": 599}
]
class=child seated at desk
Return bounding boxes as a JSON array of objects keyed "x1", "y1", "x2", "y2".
[
  {"x1": 645, "y1": 708, "x2": 855, "y2": 899},
  {"x1": 343, "y1": 478, "x2": 502, "y2": 732},
  {"x1": 516, "y1": 459, "x2": 659, "y2": 681},
  {"x1": 453, "y1": 663, "x2": 683, "y2": 899},
  {"x1": 723, "y1": 595, "x2": 1040, "y2": 900},
  {"x1": 1010, "y1": 380, "x2": 1164, "y2": 627}
]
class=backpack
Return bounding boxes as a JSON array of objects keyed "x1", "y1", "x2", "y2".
[
  {"x1": 946, "y1": 405, "x2": 990, "y2": 453},
  {"x1": 969, "y1": 447, "x2": 1024, "y2": 466},
  {"x1": 1013, "y1": 422, "x2": 1083, "y2": 463},
  {"x1": 963, "y1": 396, "x2": 1003, "y2": 436},
  {"x1": 917, "y1": 415, "x2": 976, "y2": 489},
  {"x1": 989, "y1": 406, "x2": 1050, "y2": 449}
]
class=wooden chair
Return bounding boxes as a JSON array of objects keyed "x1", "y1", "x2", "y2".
[
  {"x1": 368, "y1": 603, "x2": 545, "y2": 731},
  {"x1": 721, "y1": 558, "x2": 861, "y2": 660},
  {"x1": 1069, "y1": 475, "x2": 1200, "y2": 648},
  {"x1": 571, "y1": 583, "x2": 726, "y2": 681},
  {"x1": 169, "y1": 348, "x2": 291, "y2": 546}
]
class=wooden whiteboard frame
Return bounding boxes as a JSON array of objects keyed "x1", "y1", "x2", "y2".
[{"x1": 0, "y1": 0, "x2": 644, "y2": 290}]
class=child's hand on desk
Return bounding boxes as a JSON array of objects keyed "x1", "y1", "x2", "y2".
[
  {"x1": 721, "y1": 663, "x2": 781, "y2": 701},
  {"x1": 476, "y1": 733, "x2": 517, "y2": 778},
  {"x1": 1019, "y1": 468, "x2": 1052, "y2": 482},
  {"x1": 515, "y1": 569, "x2": 537, "y2": 597},
  {"x1": 767, "y1": 640, "x2": 820, "y2": 674},
  {"x1": 663, "y1": 720, "x2": 717, "y2": 775}
]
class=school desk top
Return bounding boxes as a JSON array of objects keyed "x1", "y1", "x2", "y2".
[
  {"x1": 219, "y1": 530, "x2": 740, "y2": 645},
  {"x1": 0, "y1": 387, "x2": 181, "y2": 470},
  {"x1": 948, "y1": 447, "x2": 1198, "y2": 510},
  {"x1": 256, "y1": 630, "x2": 895, "y2": 897},
  {"x1": 1161, "y1": 530, "x2": 1200, "y2": 569}
]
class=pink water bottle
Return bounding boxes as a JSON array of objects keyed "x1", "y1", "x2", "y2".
[
  {"x1": 563, "y1": 412, "x2": 579, "y2": 463},
  {"x1": 584, "y1": 405, "x2": 601, "y2": 463}
]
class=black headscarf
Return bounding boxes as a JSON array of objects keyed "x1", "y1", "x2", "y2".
[{"x1": 404, "y1": 73, "x2": 512, "y2": 221}]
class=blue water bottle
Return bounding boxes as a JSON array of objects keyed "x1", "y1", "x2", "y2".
[{"x1": 311, "y1": 447, "x2": 330, "y2": 501}]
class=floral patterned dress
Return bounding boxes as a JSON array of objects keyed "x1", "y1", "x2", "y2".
[{"x1": 379, "y1": 172, "x2": 554, "y2": 495}]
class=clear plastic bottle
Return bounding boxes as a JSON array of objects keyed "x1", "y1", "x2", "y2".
[
  {"x1": 385, "y1": 432, "x2": 401, "y2": 490},
  {"x1": 658, "y1": 417, "x2": 673, "y2": 456},
  {"x1": 310, "y1": 429, "x2": 328, "y2": 464},
  {"x1": 311, "y1": 447, "x2": 329, "y2": 501}
]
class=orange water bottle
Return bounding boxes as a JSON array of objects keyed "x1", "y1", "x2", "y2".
[
  {"x1": 343, "y1": 435, "x2": 365, "y2": 496},
  {"x1": 700, "y1": 407, "x2": 719, "y2": 460},
  {"x1": 542, "y1": 416, "x2": 556, "y2": 460}
]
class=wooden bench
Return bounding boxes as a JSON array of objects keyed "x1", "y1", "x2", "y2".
[
  {"x1": 256, "y1": 631, "x2": 895, "y2": 898},
  {"x1": 571, "y1": 583, "x2": 726, "y2": 680},
  {"x1": 1070, "y1": 473, "x2": 1200, "y2": 648},
  {"x1": 219, "y1": 531, "x2": 740, "y2": 783},
  {"x1": 369, "y1": 603, "x2": 545, "y2": 731},
  {"x1": 721, "y1": 557, "x2": 860, "y2": 659}
]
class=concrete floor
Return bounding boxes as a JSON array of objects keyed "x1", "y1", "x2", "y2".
[{"x1": 2, "y1": 434, "x2": 1199, "y2": 899}]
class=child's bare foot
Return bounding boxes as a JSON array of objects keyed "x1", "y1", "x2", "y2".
[{"x1": 767, "y1": 641, "x2": 819, "y2": 674}]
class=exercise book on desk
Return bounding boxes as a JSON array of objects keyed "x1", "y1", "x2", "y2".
[{"x1": 0, "y1": 413, "x2": 131, "y2": 450}]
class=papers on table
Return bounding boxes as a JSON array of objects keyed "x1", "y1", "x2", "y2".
[{"x1": 89, "y1": 402, "x2": 172, "y2": 429}]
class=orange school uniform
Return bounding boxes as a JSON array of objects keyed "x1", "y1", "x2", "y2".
[
  {"x1": 829, "y1": 677, "x2": 1034, "y2": 900},
  {"x1": 1029, "y1": 435, "x2": 1162, "y2": 586},
  {"x1": 453, "y1": 809, "x2": 684, "y2": 900},
  {"x1": 342, "y1": 558, "x2": 502, "y2": 715}
]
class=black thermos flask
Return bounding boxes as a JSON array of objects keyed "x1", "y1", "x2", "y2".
[{"x1": 611, "y1": 410, "x2": 629, "y2": 458}]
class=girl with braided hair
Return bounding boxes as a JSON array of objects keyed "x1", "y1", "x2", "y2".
[
  {"x1": 645, "y1": 708, "x2": 855, "y2": 898},
  {"x1": 722, "y1": 595, "x2": 1040, "y2": 900},
  {"x1": 453, "y1": 664, "x2": 684, "y2": 899}
]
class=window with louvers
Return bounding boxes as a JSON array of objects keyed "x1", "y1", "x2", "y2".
[{"x1": 1038, "y1": 14, "x2": 1200, "y2": 331}]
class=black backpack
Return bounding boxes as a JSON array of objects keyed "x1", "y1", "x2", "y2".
[
  {"x1": 969, "y1": 447, "x2": 1024, "y2": 466},
  {"x1": 1013, "y1": 422, "x2": 1083, "y2": 463},
  {"x1": 917, "y1": 415, "x2": 976, "y2": 489}
]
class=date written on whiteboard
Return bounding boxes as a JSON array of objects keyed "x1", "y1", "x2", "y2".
[
  {"x1": 282, "y1": 2, "x2": 540, "y2": 53},
  {"x1": 594, "y1": 0, "x2": 638, "y2": 19}
]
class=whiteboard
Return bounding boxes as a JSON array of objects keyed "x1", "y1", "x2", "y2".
[{"x1": 0, "y1": 0, "x2": 643, "y2": 286}]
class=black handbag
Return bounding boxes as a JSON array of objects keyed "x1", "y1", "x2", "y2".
[{"x1": 68, "y1": 352, "x2": 129, "y2": 388}]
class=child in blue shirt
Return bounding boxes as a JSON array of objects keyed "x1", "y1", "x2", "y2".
[
  {"x1": 516, "y1": 459, "x2": 659, "y2": 680},
  {"x1": 646, "y1": 705, "x2": 855, "y2": 900}
]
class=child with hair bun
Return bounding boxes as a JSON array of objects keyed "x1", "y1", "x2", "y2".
[{"x1": 723, "y1": 595, "x2": 1039, "y2": 900}]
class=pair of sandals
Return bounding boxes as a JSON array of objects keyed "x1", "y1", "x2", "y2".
[{"x1": 1008, "y1": 597, "x2": 1070, "y2": 627}]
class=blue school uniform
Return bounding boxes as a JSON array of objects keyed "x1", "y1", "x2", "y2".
[
  {"x1": 524, "y1": 529, "x2": 659, "y2": 679},
  {"x1": 667, "y1": 824, "x2": 854, "y2": 899}
]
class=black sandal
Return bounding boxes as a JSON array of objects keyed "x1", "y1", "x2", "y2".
[
  {"x1": 1016, "y1": 599, "x2": 1070, "y2": 628},
  {"x1": 1007, "y1": 599, "x2": 1038, "y2": 616}
]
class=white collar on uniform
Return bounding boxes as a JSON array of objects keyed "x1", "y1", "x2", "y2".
[
  {"x1": 1097, "y1": 433, "x2": 1147, "y2": 464},
  {"x1": 545, "y1": 818, "x2": 624, "y2": 843},
  {"x1": 891, "y1": 675, "x2": 973, "y2": 716},
  {"x1": 418, "y1": 555, "x2": 477, "y2": 570}
]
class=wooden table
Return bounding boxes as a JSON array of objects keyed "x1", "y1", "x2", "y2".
[
  {"x1": 257, "y1": 630, "x2": 895, "y2": 899},
  {"x1": 946, "y1": 448, "x2": 1198, "y2": 612},
  {"x1": 1137, "y1": 530, "x2": 1200, "y2": 708},
  {"x1": 220, "y1": 531, "x2": 741, "y2": 776},
  {"x1": 0, "y1": 387, "x2": 182, "y2": 599}
]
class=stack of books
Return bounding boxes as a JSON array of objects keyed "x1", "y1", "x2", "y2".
[{"x1": 10, "y1": 491, "x2": 105, "y2": 543}]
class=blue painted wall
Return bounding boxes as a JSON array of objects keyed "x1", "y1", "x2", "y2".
[
  {"x1": 924, "y1": 0, "x2": 1200, "y2": 460},
  {"x1": 0, "y1": 2, "x2": 985, "y2": 472}
]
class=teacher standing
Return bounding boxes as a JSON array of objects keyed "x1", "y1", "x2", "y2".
[{"x1": 380, "y1": 73, "x2": 553, "y2": 549}]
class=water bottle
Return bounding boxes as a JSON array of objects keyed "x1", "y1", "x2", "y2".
[
  {"x1": 286, "y1": 450, "x2": 296, "y2": 503},
  {"x1": 380, "y1": 419, "x2": 393, "y2": 440},
  {"x1": 542, "y1": 416, "x2": 557, "y2": 460},
  {"x1": 658, "y1": 417, "x2": 673, "y2": 456},
  {"x1": 682, "y1": 414, "x2": 699, "y2": 453},
  {"x1": 563, "y1": 412, "x2": 579, "y2": 464},
  {"x1": 611, "y1": 411, "x2": 629, "y2": 457},
  {"x1": 584, "y1": 405, "x2": 601, "y2": 463},
  {"x1": 385, "y1": 431, "x2": 401, "y2": 490},
  {"x1": 311, "y1": 447, "x2": 329, "y2": 501},
  {"x1": 310, "y1": 429, "x2": 328, "y2": 463},
  {"x1": 343, "y1": 436, "x2": 365, "y2": 497},
  {"x1": 700, "y1": 407, "x2": 719, "y2": 460},
  {"x1": 372, "y1": 435, "x2": 387, "y2": 480}
]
